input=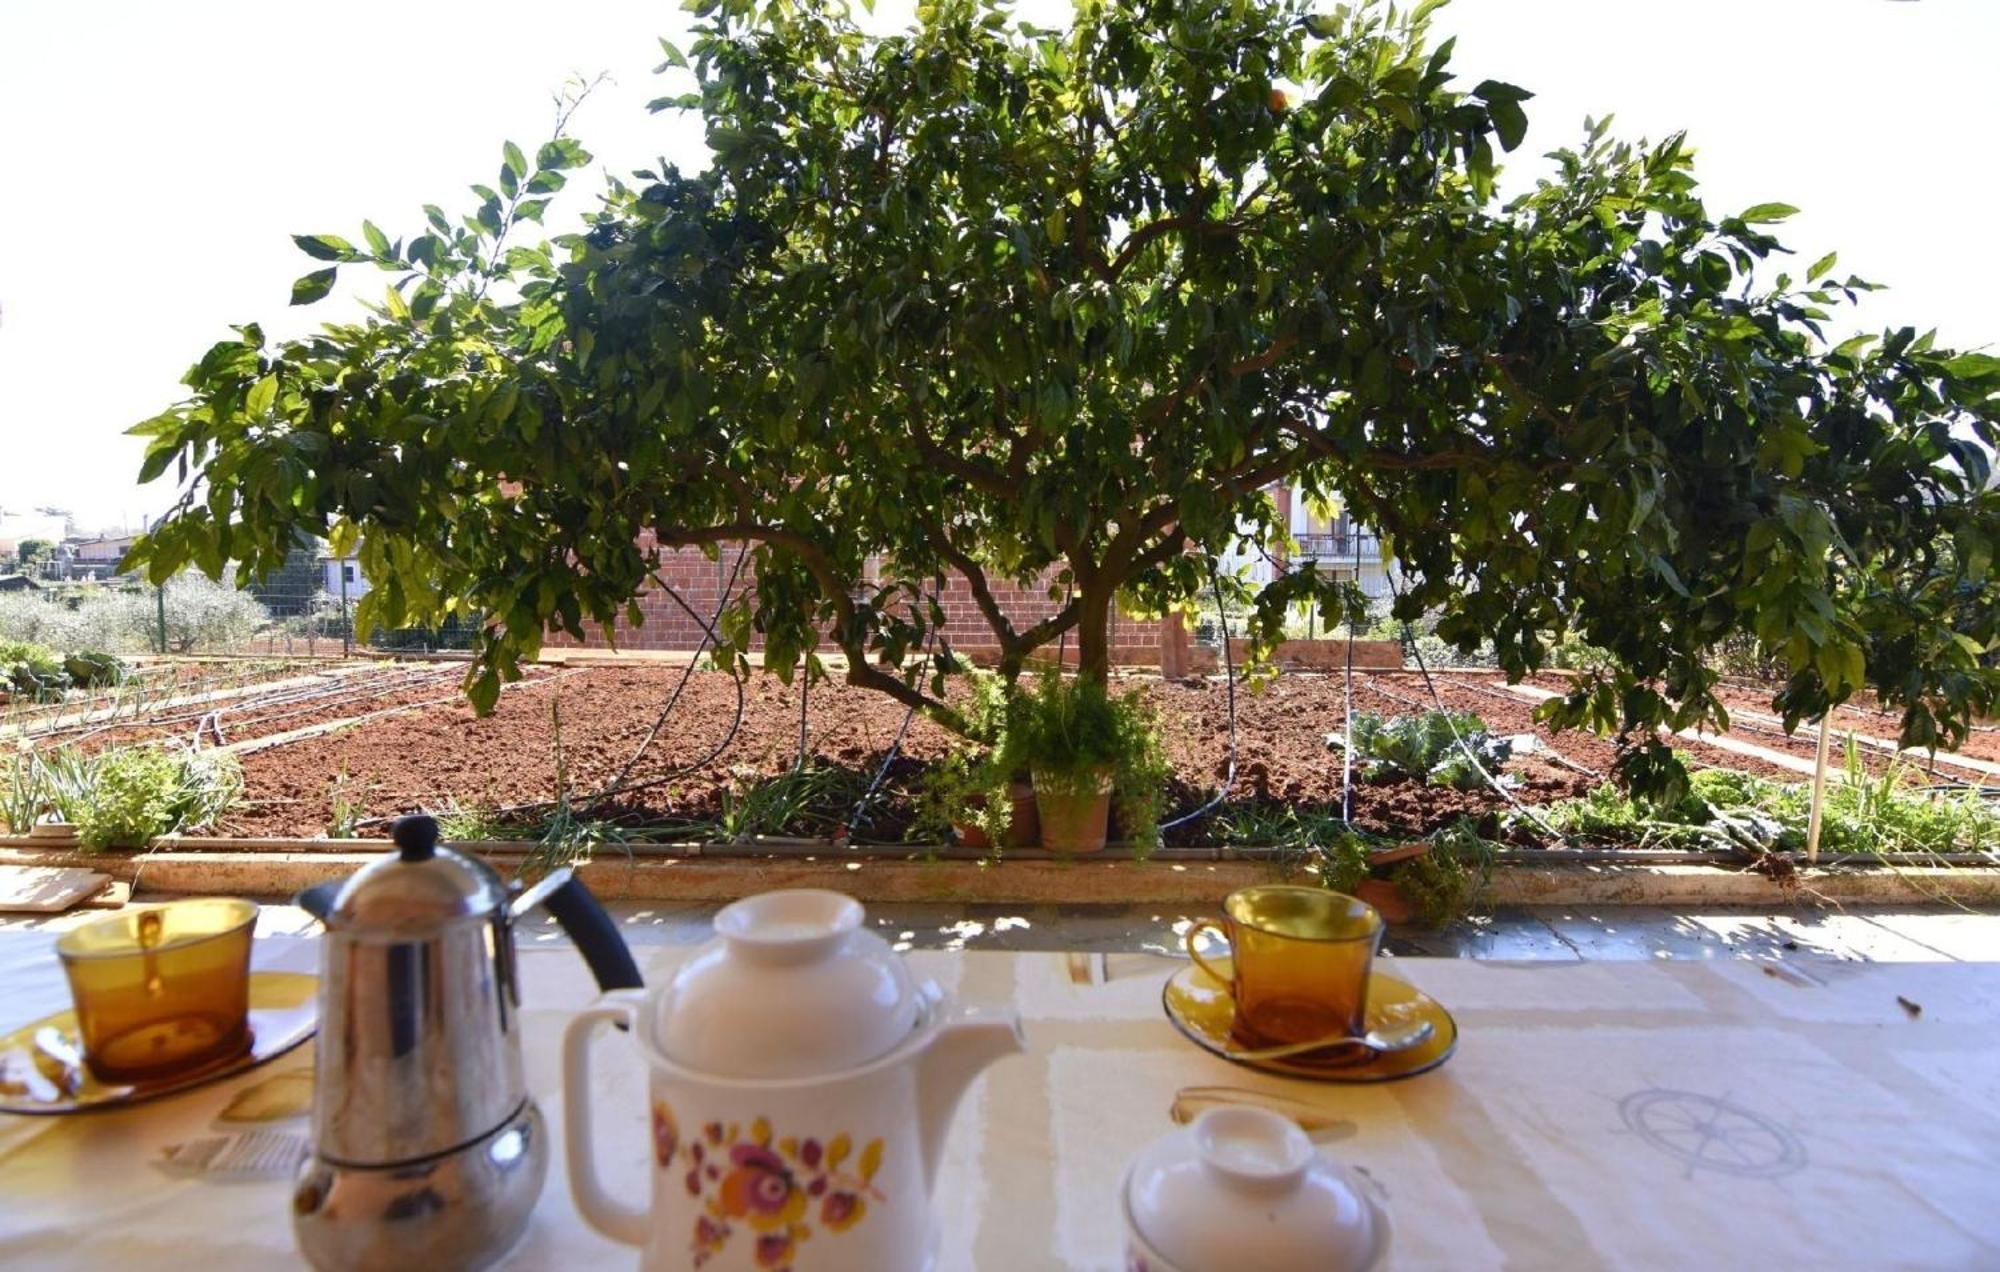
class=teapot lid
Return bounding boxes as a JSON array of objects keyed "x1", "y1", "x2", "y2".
[
  {"x1": 328, "y1": 815, "x2": 507, "y2": 937},
  {"x1": 651, "y1": 890, "x2": 921, "y2": 1078},
  {"x1": 1124, "y1": 1107, "x2": 1388, "y2": 1272}
]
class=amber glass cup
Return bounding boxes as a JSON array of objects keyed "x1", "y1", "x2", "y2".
[
  {"x1": 1185, "y1": 887, "x2": 1383, "y2": 1050},
  {"x1": 55, "y1": 898, "x2": 258, "y2": 1083}
]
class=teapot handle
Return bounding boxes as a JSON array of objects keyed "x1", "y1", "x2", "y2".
[{"x1": 563, "y1": 991, "x2": 651, "y2": 1247}]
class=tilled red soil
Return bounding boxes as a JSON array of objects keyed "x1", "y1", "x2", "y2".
[
  {"x1": 70, "y1": 665, "x2": 492, "y2": 753},
  {"x1": 1706, "y1": 680, "x2": 2000, "y2": 768},
  {"x1": 200, "y1": 665, "x2": 1902, "y2": 842}
]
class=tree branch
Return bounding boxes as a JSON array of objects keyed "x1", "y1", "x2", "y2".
[
  {"x1": 1109, "y1": 216, "x2": 1246, "y2": 279},
  {"x1": 908, "y1": 421, "x2": 1012, "y2": 496},
  {"x1": 656, "y1": 522, "x2": 970, "y2": 733},
  {"x1": 923, "y1": 515, "x2": 1020, "y2": 650}
]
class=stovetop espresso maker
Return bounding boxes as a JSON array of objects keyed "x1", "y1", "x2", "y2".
[{"x1": 292, "y1": 814, "x2": 641, "y2": 1269}]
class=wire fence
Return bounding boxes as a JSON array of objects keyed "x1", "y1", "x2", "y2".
[{"x1": 0, "y1": 567, "x2": 476, "y2": 658}]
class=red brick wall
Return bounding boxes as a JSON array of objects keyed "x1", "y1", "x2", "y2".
[{"x1": 545, "y1": 542, "x2": 1168, "y2": 662}]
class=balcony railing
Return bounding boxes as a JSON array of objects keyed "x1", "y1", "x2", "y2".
[{"x1": 1291, "y1": 531, "x2": 1381, "y2": 564}]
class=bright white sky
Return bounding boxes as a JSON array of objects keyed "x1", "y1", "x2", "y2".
[{"x1": 1, "y1": 0, "x2": 1994, "y2": 532}]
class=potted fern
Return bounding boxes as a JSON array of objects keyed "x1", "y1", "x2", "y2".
[{"x1": 999, "y1": 672, "x2": 1169, "y2": 854}]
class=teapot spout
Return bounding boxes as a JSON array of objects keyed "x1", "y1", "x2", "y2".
[{"x1": 916, "y1": 1003, "x2": 1026, "y2": 1188}]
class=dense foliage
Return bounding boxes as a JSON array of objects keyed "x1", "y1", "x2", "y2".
[
  {"x1": 125, "y1": 0, "x2": 1999, "y2": 796},
  {"x1": 0, "y1": 576, "x2": 269, "y2": 655}
]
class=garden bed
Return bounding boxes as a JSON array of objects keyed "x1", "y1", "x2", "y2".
[
  {"x1": 10, "y1": 661, "x2": 1993, "y2": 910},
  {"x1": 205, "y1": 666, "x2": 1628, "y2": 840}
]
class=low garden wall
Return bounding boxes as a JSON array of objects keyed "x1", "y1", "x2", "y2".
[{"x1": 7, "y1": 837, "x2": 1995, "y2": 908}]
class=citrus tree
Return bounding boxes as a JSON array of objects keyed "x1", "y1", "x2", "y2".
[{"x1": 127, "y1": 0, "x2": 1999, "y2": 796}]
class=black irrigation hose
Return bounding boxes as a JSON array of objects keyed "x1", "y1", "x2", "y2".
[
  {"x1": 1341, "y1": 528, "x2": 1360, "y2": 825},
  {"x1": 1160, "y1": 568, "x2": 1238, "y2": 833},
  {"x1": 597, "y1": 545, "x2": 753, "y2": 798},
  {"x1": 795, "y1": 671, "x2": 810, "y2": 772},
  {"x1": 844, "y1": 598, "x2": 939, "y2": 837},
  {"x1": 465, "y1": 554, "x2": 755, "y2": 823}
]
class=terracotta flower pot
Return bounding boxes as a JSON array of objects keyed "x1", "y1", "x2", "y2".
[
  {"x1": 1354, "y1": 878, "x2": 1415, "y2": 926},
  {"x1": 1005, "y1": 778, "x2": 1040, "y2": 849},
  {"x1": 1033, "y1": 771, "x2": 1113, "y2": 855},
  {"x1": 952, "y1": 822, "x2": 994, "y2": 851}
]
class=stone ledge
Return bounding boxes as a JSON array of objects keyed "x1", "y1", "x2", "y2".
[{"x1": 3, "y1": 842, "x2": 1995, "y2": 907}]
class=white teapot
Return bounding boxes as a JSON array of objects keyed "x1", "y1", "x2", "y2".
[{"x1": 562, "y1": 890, "x2": 1024, "y2": 1270}]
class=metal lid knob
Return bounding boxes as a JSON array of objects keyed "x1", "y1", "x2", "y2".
[
  {"x1": 393, "y1": 813, "x2": 440, "y2": 862},
  {"x1": 328, "y1": 814, "x2": 505, "y2": 936}
]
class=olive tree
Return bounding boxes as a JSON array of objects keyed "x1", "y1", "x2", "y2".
[{"x1": 128, "y1": 0, "x2": 1999, "y2": 795}]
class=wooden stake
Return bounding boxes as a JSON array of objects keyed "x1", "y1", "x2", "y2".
[{"x1": 1806, "y1": 713, "x2": 1834, "y2": 864}]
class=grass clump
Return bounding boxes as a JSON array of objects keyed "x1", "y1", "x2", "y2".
[{"x1": 1529, "y1": 738, "x2": 1999, "y2": 858}]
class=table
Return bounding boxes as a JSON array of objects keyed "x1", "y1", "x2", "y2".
[{"x1": 2, "y1": 932, "x2": 1997, "y2": 1269}]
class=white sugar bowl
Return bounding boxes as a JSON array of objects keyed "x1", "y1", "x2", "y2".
[{"x1": 1121, "y1": 1105, "x2": 1392, "y2": 1272}]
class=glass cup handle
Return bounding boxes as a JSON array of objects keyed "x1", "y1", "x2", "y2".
[{"x1": 1184, "y1": 919, "x2": 1233, "y2": 986}]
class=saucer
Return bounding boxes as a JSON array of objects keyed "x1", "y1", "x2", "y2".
[
  {"x1": 0, "y1": 971, "x2": 317, "y2": 1115},
  {"x1": 1163, "y1": 959, "x2": 1456, "y2": 1082}
]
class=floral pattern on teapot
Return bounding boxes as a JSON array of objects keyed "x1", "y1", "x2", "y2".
[{"x1": 653, "y1": 1100, "x2": 886, "y2": 1270}]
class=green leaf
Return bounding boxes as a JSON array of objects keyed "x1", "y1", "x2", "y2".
[
  {"x1": 1806, "y1": 251, "x2": 1837, "y2": 283},
  {"x1": 503, "y1": 140, "x2": 528, "y2": 178},
  {"x1": 293, "y1": 234, "x2": 357, "y2": 262},
  {"x1": 1943, "y1": 352, "x2": 2000, "y2": 380},
  {"x1": 138, "y1": 437, "x2": 181, "y2": 484},
  {"x1": 536, "y1": 138, "x2": 592, "y2": 171},
  {"x1": 245, "y1": 374, "x2": 279, "y2": 417},
  {"x1": 1486, "y1": 99, "x2": 1527, "y2": 151},
  {"x1": 655, "y1": 37, "x2": 688, "y2": 69},
  {"x1": 1739, "y1": 202, "x2": 1800, "y2": 223},
  {"x1": 466, "y1": 667, "x2": 500, "y2": 716},
  {"x1": 362, "y1": 220, "x2": 391, "y2": 258},
  {"x1": 290, "y1": 267, "x2": 338, "y2": 306}
]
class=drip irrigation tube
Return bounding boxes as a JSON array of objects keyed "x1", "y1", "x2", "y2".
[
  {"x1": 1161, "y1": 569, "x2": 1238, "y2": 834},
  {"x1": 844, "y1": 593, "x2": 940, "y2": 838}
]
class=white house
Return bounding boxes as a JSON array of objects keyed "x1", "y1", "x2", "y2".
[
  {"x1": 319, "y1": 552, "x2": 370, "y2": 598},
  {"x1": 1218, "y1": 482, "x2": 1400, "y2": 600}
]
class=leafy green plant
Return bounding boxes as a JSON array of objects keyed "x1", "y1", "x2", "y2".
[
  {"x1": 911, "y1": 747, "x2": 1013, "y2": 846},
  {"x1": 1529, "y1": 742, "x2": 2000, "y2": 858},
  {"x1": 18, "y1": 745, "x2": 243, "y2": 849},
  {"x1": 0, "y1": 639, "x2": 68, "y2": 701},
  {"x1": 996, "y1": 672, "x2": 1169, "y2": 847},
  {"x1": 435, "y1": 799, "x2": 517, "y2": 842},
  {"x1": 1341, "y1": 711, "x2": 1512, "y2": 790},
  {"x1": 63, "y1": 651, "x2": 127, "y2": 688},
  {"x1": 1393, "y1": 820, "x2": 1495, "y2": 928},
  {"x1": 3, "y1": 748, "x2": 37, "y2": 834},
  {"x1": 718, "y1": 762, "x2": 869, "y2": 842}
]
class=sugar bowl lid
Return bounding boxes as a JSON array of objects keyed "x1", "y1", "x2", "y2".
[
  {"x1": 650, "y1": 889, "x2": 921, "y2": 1079},
  {"x1": 1124, "y1": 1106, "x2": 1390, "y2": 1272}
]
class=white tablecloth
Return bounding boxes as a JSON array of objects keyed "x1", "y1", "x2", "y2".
[{"x1": 1, "y1": 932, "x2": 1997, "y2": 1269}]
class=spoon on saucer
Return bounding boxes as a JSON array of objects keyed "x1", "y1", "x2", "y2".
[{"x1": 1223, "y1": 1018, "x2": 1434, "y2": 1063}]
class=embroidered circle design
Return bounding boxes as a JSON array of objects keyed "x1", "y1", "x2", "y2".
[{"x1": 1619, "y1": 1088, "x2": 1806, "y2": 1179}]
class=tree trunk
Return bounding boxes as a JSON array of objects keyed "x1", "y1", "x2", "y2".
[{"x1": 1075, "y1": 584, "x2": 1114, "y2": 684}]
